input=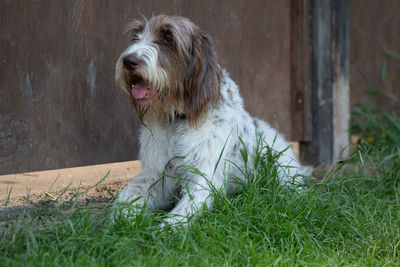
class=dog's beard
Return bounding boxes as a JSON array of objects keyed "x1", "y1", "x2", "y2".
[
  {"x1": 131, "y1": 96, "x2": 159, "y2": 124},
  {"x1": 129, "y1": 87, "x2": 184, "y2": 125},
  {"x1": 120, "y1": 61, "x2": 185, "y2": 125},
  {"x1": 122, "y1": 70, "x2": 162, "y2": 124}
]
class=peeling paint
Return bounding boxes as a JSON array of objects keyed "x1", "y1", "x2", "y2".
[
  {"x1": 18, "y1": 73, "x2": 32, "y2": 108},
  {"x1": 86, "y1": 53, "x2": 104, "y2": 100},
  {"x1": 333, "y1": 76, "x2": 350, "y2": 161},
  {"x1": 18, "y1": 73, "x2": 39, "y2": 107}
]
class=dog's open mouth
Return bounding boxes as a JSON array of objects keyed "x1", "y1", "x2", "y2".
[{"x1": 129, "y1": 75, "x2": 156, "y2": 100}]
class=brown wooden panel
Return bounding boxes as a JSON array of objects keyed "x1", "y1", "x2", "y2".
[
  {"x1": 290, "y1": 0, "x2": 312, "y2": 141},
  {"x1": 0, "y1": 1, "x2": 175, "y2": 175},
  {"x1": 350, "y1": 0, "x2": 400, "y2": 113},
  {"x1": 179, "y1": 0, "x2": 292, "y2": 137},
  {"x1": 0, "y1": 0, "x2": 293, "y2": 175}
]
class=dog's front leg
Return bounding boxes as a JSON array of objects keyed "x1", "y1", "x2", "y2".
[
  {"x1": 163, "y1": 164, "x2": 226, "y2": 226},
  {"x1": 163, "y1": 185, "x2": 215, "y2": 226},
  {"x1": 113, "y1": 172, "x2": 175, "y2": 221}
]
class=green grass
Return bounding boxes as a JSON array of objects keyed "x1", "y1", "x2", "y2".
[
  {"x1": 1, "y1": 131, "x2": 400, "y2": 266},
  {"x1": 1, "y1": 55, "x2": 400, "y2": 265}
]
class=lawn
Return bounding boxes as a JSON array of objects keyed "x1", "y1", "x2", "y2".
[{"x1": 1, "y1": 84, "x2": 400, "y2": 266}]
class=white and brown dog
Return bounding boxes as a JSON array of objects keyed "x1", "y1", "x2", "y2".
[{"x1": 114, "y1": 15, "x2": 307, "y2": 226}]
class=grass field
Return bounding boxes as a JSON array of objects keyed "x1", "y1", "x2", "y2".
[{"x1": 1, "y1": 81, "x2": 400, "y2": 265}]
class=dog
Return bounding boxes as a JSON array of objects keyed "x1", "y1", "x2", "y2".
[{"x1": 114, "y1": 15, "x2": 307, "y2": 226}]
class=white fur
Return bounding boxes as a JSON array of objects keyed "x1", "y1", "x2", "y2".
[{"x1": 115, "y1": 70, "x2": 305, "y2": 226}]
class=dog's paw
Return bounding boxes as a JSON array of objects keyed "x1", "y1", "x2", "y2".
[
  {"x1": 159, "y1": 214, "x2": 189, "y2": 230},
  {"x1": 110, "y1": 202, "x2": 138, "y2": 224}
]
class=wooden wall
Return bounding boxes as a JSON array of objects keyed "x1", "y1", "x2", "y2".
[
  {"x1": 1, "y1": 0, "x2": 398, "y2": 175},
  {"x1": 350, "y1": 0, "x2": 400, "y2": 113},
  {"x1": 0, "y1": 0, "x2": 293, "y2": 175}
]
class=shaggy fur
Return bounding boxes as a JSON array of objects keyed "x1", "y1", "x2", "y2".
[{"x1": 114, "y1": 15, "x2": 306, "y2": 226}]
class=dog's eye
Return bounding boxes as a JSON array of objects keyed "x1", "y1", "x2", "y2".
[
  {"x1": 131, "y1": 35, "x2": 140, "y2": 42},
  {"x1": 161, "y1": 35, "x2": 173, "y2": 46}
]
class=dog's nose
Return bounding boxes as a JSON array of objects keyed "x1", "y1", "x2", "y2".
[{"x1": 123, "y1": 54, "x2": 141, "y2": 70}]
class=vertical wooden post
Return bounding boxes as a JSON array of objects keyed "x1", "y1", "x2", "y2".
[
  {"x1": 290, "y1": 0, "x2": 312, "y2": 142},
  {"x1": 299, "y1": 0, "x2": 350, "y2": 165},
  {"x1": 332, "y1": 0, "x2": 350, "y2": 162}
]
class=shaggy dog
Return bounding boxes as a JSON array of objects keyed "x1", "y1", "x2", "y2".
[{"x1": 114, "y1": 15, "x2": 306, "y2": 226}]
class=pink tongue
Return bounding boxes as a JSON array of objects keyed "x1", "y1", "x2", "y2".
[{"x1": 131, "y1": 82, "x2": 148, "y2": 99}]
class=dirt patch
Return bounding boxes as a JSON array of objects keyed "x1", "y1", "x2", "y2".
[{"x1": 0, "y1": 161, "x2": 141, "y2": 220}]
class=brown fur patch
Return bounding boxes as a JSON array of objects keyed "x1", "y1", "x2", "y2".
[{"x1": 183, "y1": 29, "x2": 221, "y2": 125}]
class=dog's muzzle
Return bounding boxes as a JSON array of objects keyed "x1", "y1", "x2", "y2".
[{"x1": 123, "y1": 54, "x2": 156, "y2": 100}]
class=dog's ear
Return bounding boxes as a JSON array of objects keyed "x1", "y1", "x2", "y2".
[{"x1": 183, "y1": 30, "x2": 221, "y2": 125}]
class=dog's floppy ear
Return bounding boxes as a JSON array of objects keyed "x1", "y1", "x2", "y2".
[{"x1": 183, "y1": 30, "x2": 221, "y2": 125}]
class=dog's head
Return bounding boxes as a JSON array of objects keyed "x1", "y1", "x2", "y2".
[{"x1": 115, "y1": 15, "x2": 221, "y2": 125}]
